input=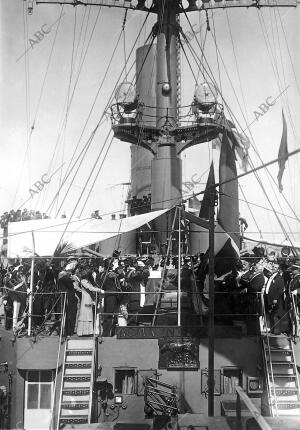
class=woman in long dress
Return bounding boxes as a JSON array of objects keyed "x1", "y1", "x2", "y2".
[{"x1": 77, "y1": 266, "x2": 102, "y2": 336}]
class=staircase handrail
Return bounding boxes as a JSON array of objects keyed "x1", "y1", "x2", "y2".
[
  {"x1": 235, "y1": 385, "x2": 272, "y2": 430},
  {"x1": 260, "y1": 292, "x2": 278, "y2": 416},
  {"x1": 88, "y1": 291, "x2": 98, "y2": 423},
  {"x1": 289, "y1": 329, "x2": 300, "y2": 403},
  {"x1": 49, "y1": 291, "x2": 66, "y2": 430},
  {"x1": 287, "y1": 285, "x2": 299, "y2": 340}
]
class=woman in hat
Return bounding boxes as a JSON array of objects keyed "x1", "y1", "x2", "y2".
[
  {"x1": 3, "y1": 265, "x2": 27, "y2": 332},
  {"x1": 76, "y1": 265, "x2": 103, "y2": 336}
]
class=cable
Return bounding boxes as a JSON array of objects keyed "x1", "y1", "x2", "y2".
[
  {"x1": 12, "y1": 3, "x2": 32, "y2": 208},
  {"x1": 122, "y1": 9, "x2": 128, "y2": 79},
  {"x1": 239, "y1": 185, "x2": 263, "y2": 240},
  {"x1": 47, "y1": 12, "x2": 150, "y2": 217},
  {"x1": 179, "y1": 38, "x2": 197, "y2": 83},
  {"x1": 46, "y1": 6, "x2": 102, "y2": 210},
  {"x1": 56, "y1": 7, "x2": 78, "y2": 215},
  {"x1": 78, "y1": 134, "x2": 114, "y2": 217},
  {"x1": 182, "y1": 11, "x2": 300, "y2": 246}
]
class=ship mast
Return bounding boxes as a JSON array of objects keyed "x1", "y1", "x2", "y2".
[{"x1": 30, "y1": 0, "x2": 299, "y2": 419}]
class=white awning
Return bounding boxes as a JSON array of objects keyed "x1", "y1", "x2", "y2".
[{"x1": 7, "y1": 209, "x2": 168, "y2": 258}]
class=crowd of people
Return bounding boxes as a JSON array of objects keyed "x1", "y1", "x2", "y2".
[
  {"x1": 0, "y1": 209, "x2": 50, "y2": 229},
  {"x1": 200, "y1": 245, "x2": 300, "y2": 336},
  {"x1": 128, "y1": 194, "x2": 151, "y2": 216},
  {"x1": 0, "y1": 245, "x2": 299, "y2": 339}
]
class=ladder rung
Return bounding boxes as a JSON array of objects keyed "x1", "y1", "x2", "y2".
[
  {"x1": 276, "y1": 401, "x2": 300, "y2": 408},
  {"x1": 59, "y1": 416, "x2": 88, "y2": 424},
  {"x1": 61, "y1": 402, "x2": 89, "y2": 409},
  {"x1": 270, "y1": 374, "x2": 297, "y2": 378},
  {"x1": 65, "y1": 362, "x2": 92, "y2": 368},
  {"x1": 62, "y1": 388, "x2": 90, "y2": 395},
  {"x1": 274, "y1": 387, "x2": 299, "y2": 392},
  {"x1": 63, "y1": 375, "x2": 91, "y2": 382},
  {"x1": 66, "y1": 350, "x2": 93, "y2": 355},
  {"x1": 266, "y1": 348, "x2": 292, "y2": 353}
]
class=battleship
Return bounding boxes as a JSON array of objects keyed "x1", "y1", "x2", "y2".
[{"x1": 1, "y1": 1, "x2": 300, "y2": 429}]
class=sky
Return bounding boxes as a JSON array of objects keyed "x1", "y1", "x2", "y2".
[{"x1": 1, "y1": 0, "x2": 300, "y2": 246}]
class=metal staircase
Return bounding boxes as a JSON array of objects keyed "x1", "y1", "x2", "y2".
[
  {"x1": 260, "y1": 294, "x2": 300, "y2": 417},
  {"x1": 56, "y1": 337, "x2": 96, "y2": 429}
]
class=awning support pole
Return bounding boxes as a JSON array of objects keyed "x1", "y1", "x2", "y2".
[
  {"x1": 208, "y1": 189, "x2": 215, "y2": 416},
  {"x1": 177, "y1": 206, "x2": 181, "y2": 327},
  {"x1": 28, "y1": 231, "x2": 35, "y2": 337}
]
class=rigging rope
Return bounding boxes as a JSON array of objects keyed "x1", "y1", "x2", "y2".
[
  {"x1": 12, "y1": 3, "x2": 32, "y2": 208},
  {"x1": 49, "y1": 18, "x2": 150, "y2": 218},
  {"x1": 78, "y1": 134, "x2": 114, "y2": 217},
  {"x1": 50, "y1": 129, "x2": 114, "y2": 260},
  {"x1": 182, "y1": 10, "x2": 300, "y2": 248},
  {"x1": 46, "y1": 6, "x2": 102, "y2": 204},
  {"x1": 122, "y1": 9, "x2": 128, "y2": 79},
  {"x1": 56, "y1": 7, "x2": 78, "y2": 215},
  {"x1": 225, "y1": 10, "x2": 249, "y2": 124},
  {"x1": 48, "y1": 11, "x2": 150, "y2": 217}
]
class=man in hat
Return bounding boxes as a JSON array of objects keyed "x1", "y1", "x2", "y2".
[
  {"x1": 97, "y1": 259, "x2": 120, "y2": 337},
  {"x1": 126, "y1": 260, "x2": 149, "y2": 325},
  {"x1": 58, "y1": 258, "x2": 80, "y2": 337}
]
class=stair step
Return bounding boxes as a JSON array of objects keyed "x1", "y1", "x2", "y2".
[
  {"x1": 63, "y1": 393, "x2": 90, "y2": 402},
  {"x1": 61, "y1": 401, "x2": 89, "y2": 409},
  {"x1": 63, "y1": 379, "x2": 91, "y2": 389},
  {"x1": 65, "y1": 362, "x2": 92, "y2": 369},
  {"x1": 67, "y1": 338, "x2": 94, "y2": 350},
  {"x1": 65, "y1": 367, "x2": 92, "y2": 375},
  {"x1": 59, "y1": 415, "x2": 88, "y2": 424},
  {"x1": 273, "y1": 387, "x2": 299, "y2": 395},
  {"x1": 275, "y1": 394, "x2": 299, "y2": 402},
  {"x1": 263, "y1": 338, "x2": 291, "y2": 349},
  {"x1": 61, "y1": 407, "x2": 89, "y2": 416},
  {"x1": 270, "y1": 375, "x2": 297, "y2": 380},
  {"x1": 63, "y1": 375, "x2": 91, "y2": 383},
  {"x1": 275, "y1": 409, "x2": 300, "y2": 416},
  {"x1": 270, "y1": 380, "x2": 297, "y2": 388},
  {"x1": 270, "y1": 369, "x2": 296, "y2": 376},
  {"x1": 66, "y1": 350, "x2": 93, "y2": 356},
  {"x1": 62, "y1": 388, "x2": 90, "y2": 396},
  {"x1": 66, "y1": 352, "x2": 92, "y2": 362},
  {"x1": 265, "y1": 348, "x2": 292, "y2": 353},
  {"x1": 276, "y1": 401, "x2": 300, "y2": 409}
]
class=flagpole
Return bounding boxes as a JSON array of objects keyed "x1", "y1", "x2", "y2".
[
  {"x1": 208, "y1": 188, "x2": 215, "y2": 416},
  {"x1": 28, "y1": 231, "x2": 35, "y2": 337},
  {"x1": 177, "y1": 206, "x2": 181, "y2": 327}
]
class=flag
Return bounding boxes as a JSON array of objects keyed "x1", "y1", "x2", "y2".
[
  {"x1": 199, "y1": 162, "x2": 215, "y2": 220},
  {"x1": 277, "y1": 110, "x2": 288, "y2": 193},
  {"x1": 218, "y1": 132, "x2": 240, "y2": 248},
  {"x1": 230, "y1": 130, "x2": 250, "y2": 172}
]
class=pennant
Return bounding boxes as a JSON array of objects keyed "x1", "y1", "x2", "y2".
[
  {"x1": 218, "y1": 132, "x2": 240, "y2": 248},
  {"x1": 199, "y1": 162, "x2": 215, "y2": 220},
  {"x1": 277, "y1": 110, "x2": 288, "y2": 193}
]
